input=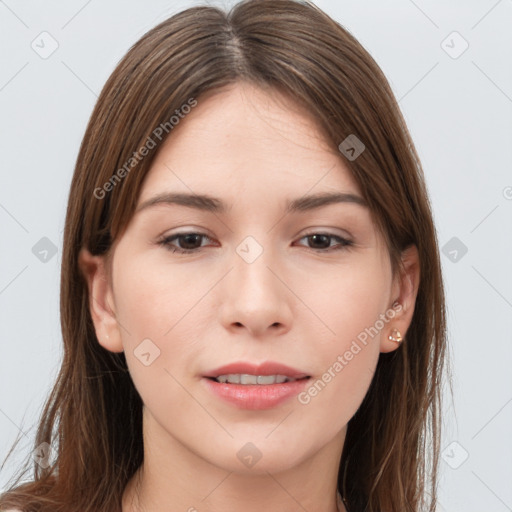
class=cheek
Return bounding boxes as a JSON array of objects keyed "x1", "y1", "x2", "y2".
[
  {"x1": 290, "y1": 257, "x2": 390, "y2": 426},
  {"x1": 294, "y1": 252, "x2": 392, "y2": 345},
  {"x1": 113, "y1": 254, "x2": 206, "y2": 342},
  {"x1": 110, "y1": 262, "x2": 201, "y2": 420}
]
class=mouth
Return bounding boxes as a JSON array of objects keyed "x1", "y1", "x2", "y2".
[
  {"x1": 206, "y1": 374, "x2": 310, "y2": 384},
  {"x1": 201, "y1": 361, "x2": 311, "y2": 410}
]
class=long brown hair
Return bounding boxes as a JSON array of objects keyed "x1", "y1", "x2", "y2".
[{"x1": 0, "y1": 1, "x2": 450, "y2": 510}]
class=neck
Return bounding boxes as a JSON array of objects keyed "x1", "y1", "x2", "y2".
[{"x1": 122, "y1": 408, "x2": 347, "y2": 512}]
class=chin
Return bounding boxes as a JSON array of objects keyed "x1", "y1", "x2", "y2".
[{"x1": 200, "y1": 433, "x2": 321, "y2": 475}]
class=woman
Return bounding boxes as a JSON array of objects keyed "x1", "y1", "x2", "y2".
[{"x1": 0, "y1": 0, "x2": 449, "y2": 511}]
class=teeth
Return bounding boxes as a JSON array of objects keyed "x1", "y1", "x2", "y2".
[
  {"x1": 257, "y1": 375, "x2": 277, "y2": 385},
  {"x1": 241, "y1": 374, "x2": 257, "y2": 385},
  {"x1": 214, "y1": 374, "x2": 297, "y2": 385}
]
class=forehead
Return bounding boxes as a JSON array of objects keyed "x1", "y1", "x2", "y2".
[{"x1": 138, "y1": 82, "x2": 361, "y2": 204}]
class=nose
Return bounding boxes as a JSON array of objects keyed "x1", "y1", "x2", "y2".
[{"x1": 218, "y1": 244, "x2": 293, "y2": 338}]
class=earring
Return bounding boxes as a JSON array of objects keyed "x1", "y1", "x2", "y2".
[{"x1": 388, "y1": 328, "x2": 403, "y2": 344}]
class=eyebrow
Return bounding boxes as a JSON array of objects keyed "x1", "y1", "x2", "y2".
[
  {"x1": 286, "y1": 191, "x2": 366, "y2": 212},
  {"x1": 135, "y1": 191, "x2": 366, "y2": 215}
]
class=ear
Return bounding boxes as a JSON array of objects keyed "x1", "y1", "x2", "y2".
[
  {"x1": 78, "y1": 248, "x2": 124, "y2": 353},
  {"x1": 380, "y1": 244, "x2": 420, "y2": 353}
]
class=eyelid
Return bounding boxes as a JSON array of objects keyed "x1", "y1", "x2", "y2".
[
  {"x1": 299, "y1": 227, "x2": 353, "y2": 240},
  {"x1": 158, "y1": 230, "x2": 215, "y2": 248},
  {"x1": 157, "y1": 226, "x2": 215, "y2": 243}
]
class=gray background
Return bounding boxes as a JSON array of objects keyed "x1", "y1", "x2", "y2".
[{"x1": 1, "y1": 1, "x2": 511, "y2": 510}]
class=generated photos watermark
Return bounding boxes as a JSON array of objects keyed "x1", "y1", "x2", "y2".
[
  {"x1": 298, "y1": 302, "x2": 403, "y2": 405},
  {"x1": 93, "y1": 97, "x2": 198, "y2": 200}
]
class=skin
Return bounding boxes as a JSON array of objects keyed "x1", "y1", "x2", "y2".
[{"x1": 79, "y1": 82, "x2": 420, "y2": 512}]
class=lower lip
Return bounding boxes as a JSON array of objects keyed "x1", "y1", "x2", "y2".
[{"x1": 202, "y1": 377, "x2": 310, "y2": 410}]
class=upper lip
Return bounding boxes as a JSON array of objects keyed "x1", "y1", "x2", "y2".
[{"x1": 203, "y1": 361, "x2": 310, "y2": 379}]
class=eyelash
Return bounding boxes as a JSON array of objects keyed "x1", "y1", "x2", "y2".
[{"x1": 157, "y1": 231, "x2": 354, "y2": 254}]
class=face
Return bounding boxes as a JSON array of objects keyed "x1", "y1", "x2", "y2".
[{"x1": 81, "y1": 82, "x2": 417, "y2": 475}]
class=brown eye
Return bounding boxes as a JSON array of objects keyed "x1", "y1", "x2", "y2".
[
  {"x1": 159, "y1": 232, "x2": 211, "y2": 254},
  {"x1": 297, "y1": 233, "x2": 353, "y2": 252},
  {"x1": 307, "y1": 234, "x2": 331, "y2": 249},
  {"x1": 176, "y1": 233, "x2": 204, "y2": 250}
]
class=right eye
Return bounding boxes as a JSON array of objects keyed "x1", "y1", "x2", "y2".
[{"x1": 158, "y1": 232, "x2": 214, "y2": 254}]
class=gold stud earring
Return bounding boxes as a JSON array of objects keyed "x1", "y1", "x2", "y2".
[{"x1": 388, "y1": 328, "x2": 403, "y2": 344}]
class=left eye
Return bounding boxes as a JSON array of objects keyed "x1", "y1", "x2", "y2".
[
  {"x1": 158, "y1": 232, "x2": 353, "y2": 254},
  {"x1": 295, "y1": 233, "x2": 353, "y2": 251}
]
